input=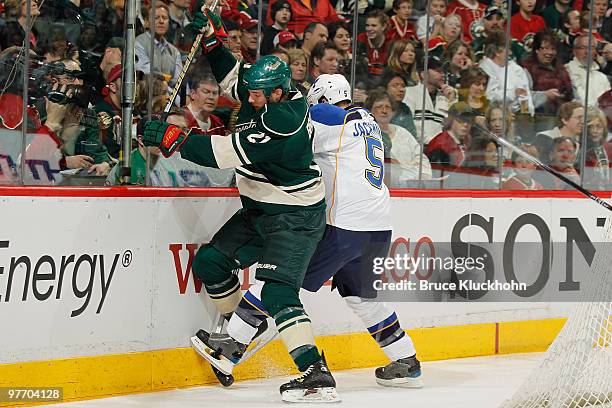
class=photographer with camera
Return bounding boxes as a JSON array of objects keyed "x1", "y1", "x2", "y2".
[{"x1": 42, "y1": 59, "x2": 113, "y2": 176}]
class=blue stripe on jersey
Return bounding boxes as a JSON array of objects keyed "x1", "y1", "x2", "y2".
[
  {"x1": 243, "y1": 289, "x2": 267, "y2": 313},
  {"x1": 367, "y1": 312, "x2": 398, "y2": 334},
  {"x1": 310, "y1": 104, "x2": 348, "y2": 126}
]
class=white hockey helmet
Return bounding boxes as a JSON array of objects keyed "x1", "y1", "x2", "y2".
[{"x1": 306, "y1": 74, "x2": 352, "y2": 107}]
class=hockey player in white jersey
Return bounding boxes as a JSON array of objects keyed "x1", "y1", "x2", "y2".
[{"x1": 192, "y1": 74, "x2": 422, "y2": 393}]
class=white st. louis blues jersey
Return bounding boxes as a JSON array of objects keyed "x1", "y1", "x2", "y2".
[{"x1": 310, "y1": 104, "x2": 392, "y2": 231}]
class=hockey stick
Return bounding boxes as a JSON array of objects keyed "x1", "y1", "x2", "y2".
[
  {"x1": 473, "y1": 123, "x2": 612, "y2": 212},
  {"x1": 160, "y1": 0, "x2": 219, "y2": 121}
]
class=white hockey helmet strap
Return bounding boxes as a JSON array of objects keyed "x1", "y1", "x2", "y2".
[{"x1": 306, "y1": 74, "x2": 352, "y2": 106}]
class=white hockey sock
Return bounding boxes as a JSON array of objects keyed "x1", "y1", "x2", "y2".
[
  {"x1": 344, "y1": 296, "x2": 417, "y2": 361},
  {"x1": 227, "y1": 313, "x2": 259, "y2": 345},
  {"x1": 226, "y1": 280, "x2": 267, "y2": 345}
]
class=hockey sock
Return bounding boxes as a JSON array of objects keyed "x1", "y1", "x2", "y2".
[
  {"x1": 193, "y1": 244, "x2": 242, "y2": 315},
  {"x1": 226, "y1": 280, "x2": 269, "y2": 345},
  {"x1": 344, "y1": 296, "x2": 416, "y2": 361},
  {"x1": 261, "y1": 281, "x2": 321, "y2": 372}
]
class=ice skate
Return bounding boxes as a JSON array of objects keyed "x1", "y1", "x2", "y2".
[
  {"x1": 280, "y1": 354, "x2": 340, "y2": 403},
  {"x1": 190, "y1": 329, "x2": 247, "y2": 375},
  {"x1": 375, "y1": 355, "x2": 423, "y2": 388}
]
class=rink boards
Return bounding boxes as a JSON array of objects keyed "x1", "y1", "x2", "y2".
[{"x1": 0, "y1": 187, "x2": 610, "y2": 406}]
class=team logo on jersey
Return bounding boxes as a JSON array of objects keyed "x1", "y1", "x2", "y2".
[{"x1": 247, "y1": 132, "x2": 271, "y2": 144}]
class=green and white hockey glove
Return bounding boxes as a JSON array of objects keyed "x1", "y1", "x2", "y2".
[
  {"x1": 142, "y1": 120, "x2": 188, "y2": 158},
  {"x1": 191, "y1": 6, "x2": 227, "y2": 52}
]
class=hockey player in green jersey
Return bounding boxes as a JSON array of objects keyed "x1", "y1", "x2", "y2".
[{"x1": 141, "y1": 8, "x2": 339, "y2": 404}]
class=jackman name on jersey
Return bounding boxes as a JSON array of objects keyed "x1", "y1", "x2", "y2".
[{"x1": 352, "y1": 121, "x2": 382, "y2": 138}]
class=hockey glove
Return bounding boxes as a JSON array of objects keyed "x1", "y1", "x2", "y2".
[
  {"x1": 142, "y1": 120, "x2": 188, "y2": 158},
  {"x1": 192, "y1": 8, "x2": 227, "y2": 52},
  {"x1": 190, "y1": 9, "x2": 212, "y2": 35}
]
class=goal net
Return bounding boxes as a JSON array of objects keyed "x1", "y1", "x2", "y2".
[{"x1": 500, "y1": 219, "x2": 612, "y2": 408}]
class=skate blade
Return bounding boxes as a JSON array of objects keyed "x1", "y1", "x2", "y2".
[
  {"x1": 190, "y1": 335, "x2": 235, "y2": 375},
  {"x1": 376, "y1": 376, "x2": 423, "y2": 388},
  {"x1": 281, "y1": 387, "x2": 341, "y2": 404}
]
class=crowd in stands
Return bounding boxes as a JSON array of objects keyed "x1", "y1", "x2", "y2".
[{"x1": 0, "y1": 0, "x2": 611, "y2": 189}]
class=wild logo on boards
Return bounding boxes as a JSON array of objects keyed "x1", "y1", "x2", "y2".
[{"x1": 169, "y1": 243, "x2": 251, "y2": 295}]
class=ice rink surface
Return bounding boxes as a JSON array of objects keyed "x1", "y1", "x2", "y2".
[{"x1": 47, "y1": 353, "x2": 542, "y2": 408}]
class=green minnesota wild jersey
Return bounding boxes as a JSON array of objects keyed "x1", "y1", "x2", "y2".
[{"x1": 178, "y1": 46, "x2": 324, "y2": 215}]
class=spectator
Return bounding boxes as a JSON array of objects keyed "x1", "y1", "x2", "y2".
[
  {"x1": 600, "y1": 42, "x2": 612, "y2": 83},
  {"x1": 272, "y1": 31, "x2": 299, "y2": 53},
  {"x1": 486, "y1": 101, "x2": 517, "y2": 160},
  {"x1": 0, "y1": 0, "x2": 40, "y2": 51},
  {"x1": 271, "y1": 47, "x2": 290, "y2": 64},
  {"x1": 479, "y1": 30, "x2": 535, "y2": 115},
  {"x1": 357, "y1": 10, "x2": 392, "y2": 77},
  {"x1": 40, "y1": 26, "x2": 74, "y2": 63},
  {"x1": 107, "y1": 110, "x2": 186, "y2": 186},
  {"x1": 106, "y1": 0, "x2": 128, "y2": 40},
  {"x1": 134, "y1": 74, "x2": 170, "y2": 115},
  {"x1": 426, "y1": 102, "x2": 474, "y2": 167},
  {"x1": 534, "y1": 136, "x2": 580, "y2": 189},
  {"x1": 166, "y1": 0, "x2": 193, "y2": 50},
  {"x1": 584, "y1": 106, "x2": 610, "y2": 188},
  {"x1": 387, "y1": 0, "x2": 417, "y2": 42},
  {"x1": 366, "y1": 90, "x2": 432, "y2": 185},
  {"x1": 534, "y1": 101, "x2": 584, "y2": 162},
  {"x1": 465, "y1": 136, "x2": 499, "y2": 169},
  {"x1": 510, "y1": 0, "x2": 546, "y2": 53},
  {"x1": 384, "y1": 71, "x2": 418, "y2": 137},
  {"x1": 463, "y1": 136, "x2": 500, "y2": 188},
  {"x1": 328, "y1": 22, "x2": 352, "y2": 74},
  {"x1": 78, "y1": 24, "x2": 104, "y2": 54},
  {"x1": 417, "y1": 0, "x2": 446, "y2": 42},
  {"x1": 566, "y1": 34, "x2": 611, "y2": 106},
  {"x1": 261, "y1": 0, "x2": 292, "y2": 56},
  {"x1": 427, "y1": 13, "x2": 462, "y2": 58},
  {"x1": 224, "y1": 20, "x2": 243, "y2": 62},
  {"x1": 443, "y1": 40, "x2": 474, "y2": 88},
  {"x1": 301, "y1": 22, "x2": 328, "y2": 60},
  {"x1": 186, "y1": 74, "x2": 226, "y2": 135},
  {"x1": 218, "y1": 0, "x2": 257, "y2": 26},
  {"x1": 135, "y1": 3, "x2": 182, "y2": 89},
  {"x1": 542, "y1": 0, "x2": 572, "y2": 30},
  {"x1": 579, "y1": 10, "x2": 604, "y2": 41},
  {"x1": 404, "y1": 55, "x2": 456, "y2": 144},
  {"x1": 309, "y1": 42, "x2": 339, "y2": 81},
  {"x1": 385, "y1": 39, "x2": 420, "y2": 86},
  {"x1": 472, "y1": 5, "x2": 529, "y2": 62},
  {"x1": 502, "y1": 144, "x2": 544, "y2": 189},
  {"x1": 592, "y1": 0, "x2": 608, "y2": 30},
  {"x1": 457, "y1": 67, "x2": 489, "y2": 125},
  {"x1": 446, "y1": 0, "x2": 486, "y2": 42},
  {"x1": 94, "y1": 63, "x2": 122, "y2": 160},
  {"x1": 267, "y1": 0, "x2": 341, "y2": 36},
  {"x1": 240, "y1": 18, "x2": 259, "y2": 64},
  {"x1": 600, "y1": 89, "x2": 612, "y2": 136},
  {"x1": 556, "y1": 8, "x2": 581, "y2": 63},
  {"x1": 287, "y1": 48, "x2": 311, "y2": 94},
  {"x1": 523, "y1": 30, "x2": 574, "y2": 131}
]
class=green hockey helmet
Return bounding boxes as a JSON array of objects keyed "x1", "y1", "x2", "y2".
[{"x1": 243, "y1": 55, "x2": 292, "y2": 97}]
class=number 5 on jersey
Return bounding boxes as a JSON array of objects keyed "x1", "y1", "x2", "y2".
[{"x1": 364, "y1": 136, "x2": 384, "y2": 189}]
